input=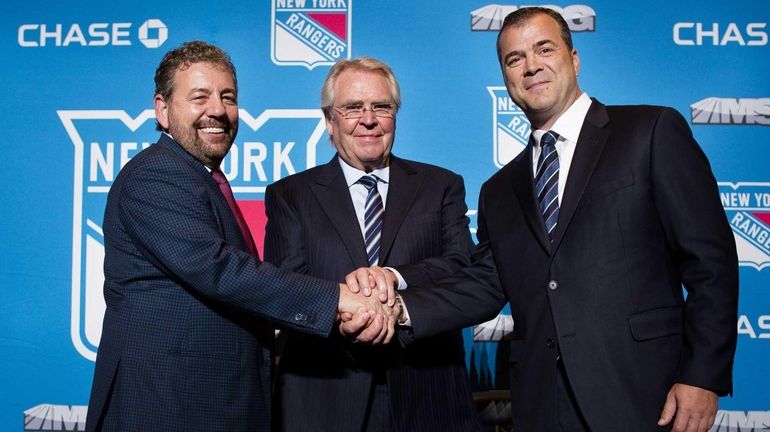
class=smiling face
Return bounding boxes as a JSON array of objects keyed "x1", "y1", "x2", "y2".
[
  {"x1": 498, "y1": 13, "x2": 582, "y2": 130},
  {"x1": 325, "y1": 69, "x2": 396, "y2": 172},
  {"x1": 154, "y1": 61, "x2": 239, "y2": 168}
]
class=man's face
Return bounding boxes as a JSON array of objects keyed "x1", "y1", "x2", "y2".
[
  {"x1": 498, "y1": 13, "x2": 581, "y2": 130},
  {"x1": 154, "y1": 62, "x2": 239, "y2": 168},
  {"x1": 326, "y1": 69, "x2": 396, "y2": 172}
]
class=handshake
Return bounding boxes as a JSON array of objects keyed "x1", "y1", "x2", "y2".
[{"x1": 336, "y1": 266, "x2": 404, "y2": 345}]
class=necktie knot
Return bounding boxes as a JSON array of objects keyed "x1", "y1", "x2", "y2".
[
  {"x1": 357, "y1": 175, "x2": 379, "y2": 191},
  {"x1": 541, "y1": 130, "x2": 559, "y2": 152},
  {"x1": 211, "y1": 169, "x2": 228, "y2": 185}
]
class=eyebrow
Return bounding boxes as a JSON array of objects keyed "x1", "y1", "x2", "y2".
[{"x1": 503, "y1": 38, "x2": 556, "y2": 63}]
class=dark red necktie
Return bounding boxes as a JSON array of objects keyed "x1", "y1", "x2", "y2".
[{"x1": 211, "y1": 170, "x2": 258, "y2": 256}]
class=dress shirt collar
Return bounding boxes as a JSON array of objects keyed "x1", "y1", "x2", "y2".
[
  {"x1": 338, "y1": 155, "x2": 390, "y2": 188},
  {"x1": 530, "y1": 93, "x2": 592, "y2": 146}
]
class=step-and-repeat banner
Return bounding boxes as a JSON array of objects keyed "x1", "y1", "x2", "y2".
[{"x1": 3, "y1": 1, "x2": 768, "y2": 430}]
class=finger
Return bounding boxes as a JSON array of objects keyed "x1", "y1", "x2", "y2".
[
  {"x1": 671, "y1": 408, "x2": 690, "y2": 432},
  {"x1": 383, "y1": 315, "x2": 396, "y2": 344},
  {"x1": 345, "y1": 272, "x2": 360, "y2": 294},
  {"x1": 658, "y1": 391, "x2": 677, "y2": 426},
  {"x1": 339, "y1": 308, "x2": 371, "y2": 337},
  {"x1": 372, "y1": 315, "x2": 388, "y2": 345},
  {"x1": 357, "y1": 268, "x2": 372, "y2": 296},
  {"x1": 370, "y1": 268, "x2": 389, "y2": 303},
  {"x1": 339, "y1": 312, "x2": 353, "y2": 322},
  {"x1": 356, "y1": 313, "x2": 384, "y2": 343}
]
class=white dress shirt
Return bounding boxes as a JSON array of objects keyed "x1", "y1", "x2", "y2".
[
  {"x1": 338, "y1": 157, "x2": 407, "y2": 290},
  {"x1": 530, "y1": 92, "x2": 592, "y2": 204}
]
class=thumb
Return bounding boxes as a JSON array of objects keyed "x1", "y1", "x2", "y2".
[{"x1": 658, "y1": 390, "x2": 677, "y2": 426}]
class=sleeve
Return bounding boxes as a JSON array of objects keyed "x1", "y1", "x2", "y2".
[
  {"x1": 400, "y1": 182, "x2": 509, "y2": 339},
  {"x1": 390, "y1": 173, "x2": 474, "y2": 286},
  {"x1": 118, "y1": 162, "x2": 339, "y2": 337},
  {"x1": 649, "y1": 107, "x2": 739, "y2": 395}
]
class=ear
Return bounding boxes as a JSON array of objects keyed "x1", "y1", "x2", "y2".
[
  {"x1": 154, "y1": 94, "x2": 170, "y2": 130},
  {"x1": 324, "y1": 112, "x2": 335, "y2": 137},
  {"x1": 572, "y1": 48, "x2": 580, "y2": 76}
]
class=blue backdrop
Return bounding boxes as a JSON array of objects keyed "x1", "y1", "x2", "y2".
[{"x1": 3, "y1": 1, "x2": 769, "y2": 430}]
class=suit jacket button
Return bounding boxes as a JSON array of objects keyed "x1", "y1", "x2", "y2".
[
  {"x1": 546, "y1": 338, "x2": 556, "y2": 349},
  {"x1": 294, "y1": 313, "x2": 306, "y2": 321},
  {"x1": 548, "y1": 280, "x2": 558, "y2": 290}
]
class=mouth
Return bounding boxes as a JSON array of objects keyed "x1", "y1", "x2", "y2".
[
  {"x1": 525, "y1": 80, "x2": 550, "y2": 91},
  {"x1": 198, "y1": 127, "x2": 226, "y2": 134}
]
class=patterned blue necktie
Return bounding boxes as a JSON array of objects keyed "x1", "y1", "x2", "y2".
[
  {"x1": 535, "y1": 131, "x2": 560, "y2": 239},
  {"x1": 358, "y1": 175, "x2": 384, "y2": 266}
]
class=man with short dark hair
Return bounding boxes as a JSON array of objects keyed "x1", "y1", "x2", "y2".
[
  {"x1": 392, "y1": 7, "x2": 738, "y2": 432},
  {"x1": 85, "y1": 41, "x2": 393, "y2": 432}
]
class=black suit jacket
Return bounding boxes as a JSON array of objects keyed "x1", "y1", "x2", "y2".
[
  {"x1": 264, "y1": 155, "x2": 482, "y2": 432},
  {"x1": 85, "y1": 134, "x2": 340, "y2": 432},
  {"x1": 401, "y1": 101, "x2": 739, "y2": 432}
]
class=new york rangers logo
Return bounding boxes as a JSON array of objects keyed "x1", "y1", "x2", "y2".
[
  {"x1": 488, "y1": 86, "x2": 531, "y2": 168},
  {"x1": 59, "y1": 109, "x2": 326, "y2": 360},
  {"x1": 271, "y1": 0, "x2": 352, "y2": 69},
  {"x1": 720, "y1": 182, "x2": 770, "y2": 270}
]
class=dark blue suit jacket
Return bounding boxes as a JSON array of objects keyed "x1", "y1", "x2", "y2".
[
  {"x1": 85, "y1": 134, "x2": 340, "y2": 432},
  {"x1": 264, "y1": 156, "x2": 482, "y2": 432},
  {"x1": 401, "y1": 101, "x2": 739, "y2": 431}
]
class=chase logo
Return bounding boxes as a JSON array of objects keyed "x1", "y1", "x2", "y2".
[
  {"x1": 58, "y1": 108, "x2": 326, "y2": 360},
  {"x1": 719, "y1": 182, "x2": 770, "y2": 271},
  {"x1": 711, "y1": 410, "x2": 770, "y2": 431},
  {"x1": 18, "y1": 19, "x2": 168, "y2": 48},
  {"x1": 24, "y1": 404, "x2": 87, "y2": 431},
  {"x1": 691, "y1": 98, "x2": 770, "y2": 126},
  {"x1": 271, "y1": 0, "x2": 352, "y2": 69},
  {"x1": 488, "y1": 86, "x2": 530, "y2": 168},
  {"x1": 471, "y1": 4, "x2": 595, "y2": 32}
]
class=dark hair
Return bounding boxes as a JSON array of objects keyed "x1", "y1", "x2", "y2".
[
  {"x1": 496, "y1": 7, "x2": 574, "y2": 62},
  {"x1": 154, "y1": 40, "x2": 237, "y2": 130}
]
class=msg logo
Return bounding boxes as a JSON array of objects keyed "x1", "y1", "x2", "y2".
[{"x1": 24, "y1": 405, "x2": 87, "y2": 431}]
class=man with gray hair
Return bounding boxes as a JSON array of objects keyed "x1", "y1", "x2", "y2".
[{"x1": 265, "y1": 56, "x2": 481, "y2": 431}]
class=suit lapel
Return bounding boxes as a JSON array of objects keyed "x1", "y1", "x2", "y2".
[
  {"x1": 510, "y1": 142, "x2": 552, "y2": 253},
  {"x1": 379, "y1": 157, "x2": 421, "y2": 265},
  {"x1": 157, "y1": 134, "x2": 251, "y2": 254},
  {"x1": 310, "y1": 157, "x2": 369, "y2": 266},
  {"x1": 551, "y1": 100, "x2": 610, "y2": 251}
]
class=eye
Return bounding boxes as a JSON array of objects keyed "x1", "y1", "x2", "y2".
[
  {"x1": 342, "y1": 103, "x2": 364, "y2": 111},
  {"x1": 506, "y1": 56, "x2": 522, "y2": 68},
  {"x1": 372, "y1": 103, "x2": 393, "y2": 111}
]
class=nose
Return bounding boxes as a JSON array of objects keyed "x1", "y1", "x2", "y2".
[
  {"x1": 207, "y1": 94, "x2": 227, "y2": 117},
  {"x1": 523, "y1": 55, "x2": 543, "y2": 76},
  {"x1": 358, "y1": 108, "x2": 378, "y2": 126}
]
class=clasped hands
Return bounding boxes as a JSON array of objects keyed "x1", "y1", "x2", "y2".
[{"x1": 337, "y1": 266, "x2": 401, "y2": 345}]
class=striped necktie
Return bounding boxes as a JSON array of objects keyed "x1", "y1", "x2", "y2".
[
  {"x1": 358, "y1": 175, "x2": 384, "y2": 266},
  {"x1": 535, "y1": 131, "x2": 560, "y2": 240}
]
